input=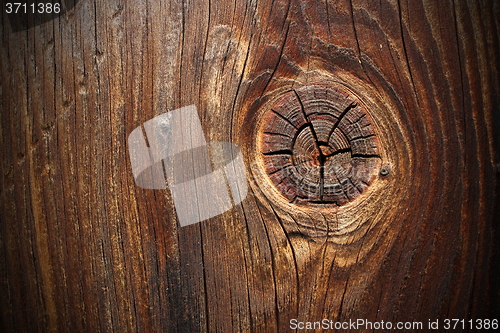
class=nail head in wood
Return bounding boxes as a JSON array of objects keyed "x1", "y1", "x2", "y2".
[{"x1": 379, "y1": 165, "x2": 390, "y2": 177}]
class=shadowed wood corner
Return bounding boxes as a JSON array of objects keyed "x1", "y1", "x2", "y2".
[{"x1": 0, "y1": 0, "x2": 499, "y2": 332}]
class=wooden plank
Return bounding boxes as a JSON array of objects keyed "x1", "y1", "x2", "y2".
[{"x1": 0, "y1": 0, "x2": 499, "y2": 331}]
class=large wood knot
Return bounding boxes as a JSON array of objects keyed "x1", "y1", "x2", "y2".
[{"x1": 259, "y1": 84, "x2": 380, "y2": 206}]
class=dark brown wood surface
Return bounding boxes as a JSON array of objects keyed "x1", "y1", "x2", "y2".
[{"x1": 1, "y1": 0, "x2": 499, "y2": 332}]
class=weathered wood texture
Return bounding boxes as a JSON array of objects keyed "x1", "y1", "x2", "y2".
[{"x1": 1, "y1": 0, "x2": 499, "y2": 332}]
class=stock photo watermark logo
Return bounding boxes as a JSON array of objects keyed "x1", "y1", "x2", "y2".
[{"x1": 128, "y1": 105, "x2": 248, "y2": 227}]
